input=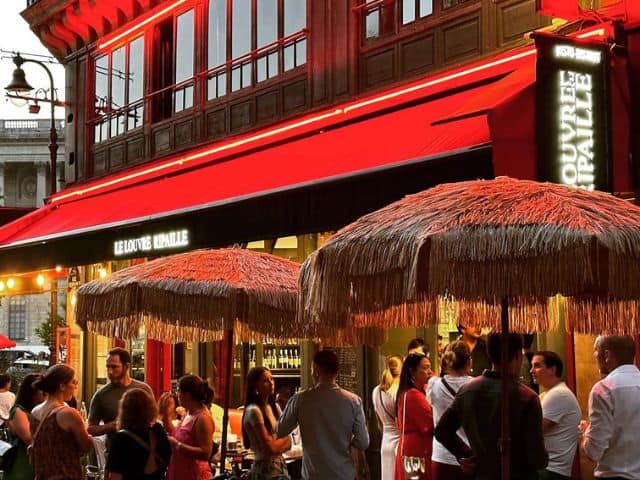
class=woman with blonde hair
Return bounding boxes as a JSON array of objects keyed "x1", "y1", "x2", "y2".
[
  {"x1": 372, "y1": 354, "x2": 402, "y2": 480},
  {"x1": 426, "y1": 340, "x2": 473, "y2": 480}
]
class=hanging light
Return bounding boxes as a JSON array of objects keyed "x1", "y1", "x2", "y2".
[
  {"x1": 6, "y1": 278, "x2": 15, "y2": 289},
  {"x1": 36, "y1": 274, "x2": 45, "y2": 287},
  {"x1": 98, "y1": 267, "x2": 108, "y2": 279},
  {"x1": 0, "y1": 281, "x2": 5, "y2": 292}
]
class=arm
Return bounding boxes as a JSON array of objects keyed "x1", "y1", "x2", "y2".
[
  {"x1": 522, "y1": 396, "x2": 548, "y2": 470},
  {"x1": 59, "y1": 407, "x2": 94, "y2": 453},
  {"x1": 8, "y1": 408, "x2": 32, "y2": 444},
  {"x1": 169, "y1": 412, "x2": 214, "y2": 461},
  {"x1": 248, "y1": 422, "x2": 292, "y2": 454},
  {"x1": 582, "y1": 386, "x2": 613, "y2": 462},
  {"x1": 275, "y1": 394, "x2": 298, "y2": 438},
  {"x1": 351, "y1": 397, "x2": 369, "y2": 450},
  {"x1": 434, "y1": 400, "x2": 473, "y2": 460}
]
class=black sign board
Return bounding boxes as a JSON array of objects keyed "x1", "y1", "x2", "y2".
[
  {"x1": 326, "y1": 346, "x2": 365, "y2": 398},
  {"x1": 535, "y1": 33, "x2": 612, "y2": 192}
]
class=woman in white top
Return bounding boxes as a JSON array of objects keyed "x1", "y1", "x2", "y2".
[
  {"x1": 371, "y1": 354, "x2": 402, "y2": 480},
  {"x1": 426, "y1": 340, "x2": 473, "y2": 480},
  {"x1": 241, "y1": 367, "x2": 291, "y2": 480}
]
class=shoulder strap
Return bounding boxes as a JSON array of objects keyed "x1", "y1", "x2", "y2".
[
  {"x1": 378, "y1": 388, "x2": 396, "y2": 421},
  {"x1": 120, "y1": 429, "x2": 166, "y2": 468},
  {"x1": 400, "y1": 391, "x2": 407, "y2": 457},
  {"x1": 32, "y1": 406, "x2": 64, "y2": 443},
  {"x1": 440, "y1": 378, "x2": 458, "y2": 397}
]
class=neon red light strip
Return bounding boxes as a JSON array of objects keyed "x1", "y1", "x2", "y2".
[
  {"x1": 51, "y1": 47, "x2": 537, "y2": 204},
  {"x1": 343, "y1": 49, "x2": 536, "y2": 114},
  {"x1": 98, "y1": 0, "x2": 189, "y2": 50}
]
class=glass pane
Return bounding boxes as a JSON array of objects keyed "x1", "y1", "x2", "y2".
[
  {"x1": 403, "y1": 0, "x2": 416, "y2": 24},
  {"x1": 208, "y1": 0, "x2": 227, "y2": 68},
  {"x1": 128, "y1": 105, "x2": 143, "y2": 130},
  {"x1": 284, "y1": 0, "x2": 306, "y2": 36},
  {"x1": 257, "y1": 56, "x2": 267, "y2": 83},
  {"x1": 284, "y1": 45, "x2": 294, "y2": 71},
  {"x1": 366, "y1": 11, "x2": 380, "y2": 38},
  {"x1": 95, "y1": 55, "x2": 108, "y2": 115},
  {"x1": 175, "y1": 89, "x2": 184, "y2": 112},
  {"x1": 232, "y1": 65, "x2": 242, "y2": 91},
  {"x1": 296, "y1": 39, "x2": 306, "y2": 67},
  {"x1": 420, "y1": 0, "x2": 433, "y2": 17},
  {"x1": 217, "y1": 73, "x2": 227, "y2": 97},
  {"x1": 128, "y1": 36, "x2": 144, "y2": 103},
  {"x1": 232, "y1": 0, "x2": 251, "y2": 59},
  {"x1": 268, "y1": 52, "x2": 278, "y2": 78},
  {"x1": 257, "y1": 0, "x2": 277, "y2": 48},
  {"x1": 176, "y1": 9, "x2": 194, "y2": 83},
  {"x1": 242, "y1": 63, "x2": 251, "y2": 88},
  {"x1": 111, "y1": 46, "x2": 126, "y2": 110},
  {"x1": 184, "y1": 85, "x2": 193, "y2": 109}
]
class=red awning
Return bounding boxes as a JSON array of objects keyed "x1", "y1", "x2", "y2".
[{"x1": 0, "y1": 47, "x2": 536, "y2": 252}]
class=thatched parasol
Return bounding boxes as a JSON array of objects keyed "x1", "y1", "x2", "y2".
[
  {"x1": 0, "y1": 334, "x2": 16, "y2": 349},
  {"x1": 298, "y1": 176, "x2": 640, "y2": 479},
  {"x1": 76, "y1": 248, "x2": 301, "y2": 342}
]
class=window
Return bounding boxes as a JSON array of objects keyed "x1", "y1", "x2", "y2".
[
  {"x1": 207, "y1": 0, "x2": 307, "y2": 100},
  {"x1": 175, "y1": 9, "x2": 195, "y2": 112},
  {"x1": 402, "y1": 0, "x2": 433, "y2": 24},
  {"x1": 362, "y1": 0, "x2": 434, "y2": 41},
  {"x1": 8, "y1": 297, "x2": 26, "y2": 340},
  {"x1": 93, "y1": 36, "x2": 145, "y2": 143}
]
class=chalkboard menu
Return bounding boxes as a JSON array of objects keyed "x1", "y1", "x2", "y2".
[{"x1": 327, "y1": 346, "x2": 365, "y2": 398}]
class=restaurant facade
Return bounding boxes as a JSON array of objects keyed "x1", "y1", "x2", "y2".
[{"x1": 3, "y1": 0, "x2": 640, "y2": 477}]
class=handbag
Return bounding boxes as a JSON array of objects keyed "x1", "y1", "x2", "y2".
[{"x1": 400, "y1": 391, "x2": 427, "y2": 480}]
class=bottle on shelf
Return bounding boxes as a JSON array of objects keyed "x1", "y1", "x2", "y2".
[
  {"x1": 249, "y1": 349, "x2": 256, "y2": 368},
  {"x1": 283, "y1": 348, "x2": 290, "y2": 369}
]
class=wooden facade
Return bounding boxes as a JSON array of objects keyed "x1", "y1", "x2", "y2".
[{"x1": 22, "y1": 0, "x2": 548, "y2": 186}]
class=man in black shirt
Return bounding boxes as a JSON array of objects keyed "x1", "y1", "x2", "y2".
[
  {"x1": 435, "y1": 333, "x2": 548, "y2": 480},
  {"x1": 458, "y1": 324, "x2": 491, "y2": 376}
]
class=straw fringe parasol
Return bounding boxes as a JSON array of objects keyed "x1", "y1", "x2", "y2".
[
  {"x1": 299, "y1": 177, "x2": 640, "y2": 335},
  {"x1": 76, "y1": 248, "x2": 301, "y2": 342}
]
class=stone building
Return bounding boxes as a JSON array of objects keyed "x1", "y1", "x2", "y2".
[{"x1": 0, "y1": 118, "x2": 65, "y2": 347}]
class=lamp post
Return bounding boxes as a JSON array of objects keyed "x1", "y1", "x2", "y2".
[
  {"x1": 5, "y1": 52, "x2": 61, "y2": 364},
  {"x1": 5, "y1": 53, "x2": 59, "y2": 196}
]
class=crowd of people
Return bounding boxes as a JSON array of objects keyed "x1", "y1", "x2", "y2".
[
  {"x1": 371, "y1": 331, "x2": 640, "y2": 480},
  {"x1": 0, "y1": 331, "x2": 638, "y2": 480}
]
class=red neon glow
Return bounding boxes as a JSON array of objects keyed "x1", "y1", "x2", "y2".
[
  {"x1": 98, "y1": 0, "x2": 189, "y2": 50},
  {"x1": 52, "y1": 48, "x2": 534, "y2": 204}
]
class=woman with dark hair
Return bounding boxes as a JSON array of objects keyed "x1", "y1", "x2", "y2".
[
  {"x1": 31, "y1": 364, "x2": 93, "y2": 480},
  {"x1": 395, "y1": 353, "x2": 434, "y2": 480},
  {"x1": 4, "y1": 373, "x2": 44, "y2": 480},
  {"x1": 105, "y1": 388, "x2": 171, "y2": 480},
  {"x1": 242, "y1": 367, "x2": 291, "y2": 480},
  {"x1": 426, "y1": 341, "x2": 473, "y2": 480},
  {"x1": 167, "y1": 374, "x2": 215, "y2": 480}
]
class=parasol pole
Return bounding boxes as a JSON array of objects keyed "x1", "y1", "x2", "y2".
[
  {"x1": 500, "y1": 295, "x2": 510, "y2": 480},
  {"x1": 219, "y1": 327, "x2": 234, "y2": 474}
]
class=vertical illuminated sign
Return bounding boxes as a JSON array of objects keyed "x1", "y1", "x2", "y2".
[{"x1": 536, "y1": 33, "x2": 612, "y2": 192}]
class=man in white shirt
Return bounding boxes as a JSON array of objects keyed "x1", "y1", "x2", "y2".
[
  {"x1": 580, "y1": 335, "x2": 640, "y2": 480},
  {"x1": 530, "y1": 351, "x2": 581, "y2": 480},
  {"x1": 276, "y1": 349, "x2": 369, "y2": 480}
]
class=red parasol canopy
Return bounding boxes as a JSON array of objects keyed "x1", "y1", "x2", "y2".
[{"x1": 0, "y1": 334, "x2": 16, "y2": 349}]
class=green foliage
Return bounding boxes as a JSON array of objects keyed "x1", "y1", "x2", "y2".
[{"x1": 34, "y1": 303, "x2": 66, "y2": 347}]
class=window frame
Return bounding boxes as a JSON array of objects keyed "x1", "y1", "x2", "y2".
[
  {"x1": 8, "y1": 297, "x2": 26, "y2": 341},
  {"x1": 92, "y1": 34, "x2": 146, "y2": 144}
]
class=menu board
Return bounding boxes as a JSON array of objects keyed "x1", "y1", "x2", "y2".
[{"x1": 327, "y1": 346, "x2": 364, "y2": 398}]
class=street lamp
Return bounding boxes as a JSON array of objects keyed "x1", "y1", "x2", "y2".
[
  {"x1": 5, "y1": 52, "x2": 61, "y2": 364},
  {"x1": 5, "y1": 53, "x2": 59, "y2": 195}
]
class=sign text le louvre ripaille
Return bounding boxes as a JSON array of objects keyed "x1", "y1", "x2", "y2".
[
  {"x1": 535, "y1": 33, "x2": 612, "y2": 193},
  {"x1": 114, "y1": 229, "x2": 190, "y2": 257}
]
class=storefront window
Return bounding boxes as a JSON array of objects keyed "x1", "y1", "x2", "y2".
[
  {"x1": 175, "y1": 9, "x2": 195, "y2": 112},
  {"x1": 207, "y1": 0, "x2": 227, "y2": 100},
  {"x1": 93, "y1": 36, "x2": 145, "y2": 143},
  {"x1": 403, "y1": 0, "x2": 433, "y2": 24},
  {"x1": 208, "y1": 0, "x2": 307, "y2": 98}
]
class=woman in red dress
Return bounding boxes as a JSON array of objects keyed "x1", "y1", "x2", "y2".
[{"x1": 395, "y1": 353, "x2": 434, "y2": 480}]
